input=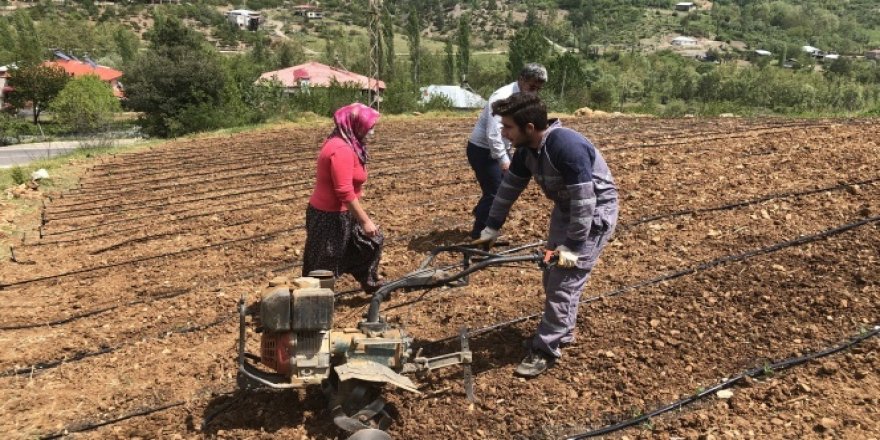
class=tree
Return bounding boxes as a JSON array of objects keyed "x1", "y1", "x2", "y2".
[
  {"x1": 457, "y1": 14, "x2": 471, "y2": 82},
  {"x1": 12, "y1": 13, "x2": 45, "y2": 67},
  {"x1": 50, "y1": 75, "x2": 121, "y2": 133},
  {"x1": 114, "y1": 26, "x2": 141, "y2": 67},
  {"x1": 125, "y1": 51, "x2": 229, "y2": 137},
  {"x1": 507, "y1": 27, "x2": 548, "y2": 81},
  {"x1": 406, "y1": 7, "x2": 421, "y2": 85},
  {"x1": 381, "y1": 8, "x2": 395, "y2": 81},
  {"x1": 6, "y1": 65, "x2": 69, "y2": 124},
  {"x1": 125, "y1": 16, "x2": 233, "y2": 137},
  {"x1": 145, "y1": 15, "x2": 205, "y2": 55},
  {"x1": 525, "y1": 5, "x2": 540, "y2": 28},
  {"x1": 249, "y1": 31, "x2": 271, "y2": 69},
  {"x1": 444, "y1": 40, "x2": 455, "y2": 84},
  {"x1": 274, "y1": 40, "x2": 305, "y2": 69}
]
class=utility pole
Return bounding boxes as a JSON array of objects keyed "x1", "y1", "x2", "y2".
[{"x1": 368, "y1": 0, "x2": 382, "y2": 109}]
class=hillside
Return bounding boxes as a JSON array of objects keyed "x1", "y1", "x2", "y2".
[
  {"x1": 2, "y1": 0, "x2": 880, "y2": 129},
  {"x1": 2, "y1": 0, "x2": 879, "y2": 65}
]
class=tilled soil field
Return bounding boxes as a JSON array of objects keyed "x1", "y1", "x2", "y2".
[{"x1": 0, "y1": 116, "x2": 878, "y2": 439}]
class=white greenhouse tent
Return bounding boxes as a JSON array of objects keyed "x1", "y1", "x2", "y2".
[{"x1": 419, "y1": 85, "x2": 486, "y2": 109}]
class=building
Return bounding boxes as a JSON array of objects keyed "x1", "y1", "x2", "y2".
[
  {"x1": 864, "y1": 49, "x2": 880, "y2": 61},
  {"x1": 43, "y1": 58, "x2": 125, "y2": 98},
  {"x1": 0, "y1": 65, "x2": 11, "y2": 109},
  {"x1": 675, "y1": 2, "x2": 696, "y2": 11},
  {"x1": 293, "y1": 4, "x2": 323, "y2": 19},
  {"x1": 754, "y1": 49, "x2": 772, "y2": 57},
  {"x1": 671, "y1": 36, "x2": 698, "y2": 47},
  {"x1": 257, "y1": 61, "x2": 385, "y2": 93},
  {"x1": 419, "y1": 85, "x2": 486, "y2": 109},
  {"x1": 802, "y1": 45, "x2": 822, "y2": 57},
  {"x1": 227, "y1": 9, "x2": 261, "y2": 31}
]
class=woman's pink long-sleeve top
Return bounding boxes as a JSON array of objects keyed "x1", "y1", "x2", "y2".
[{"x1": 308, "y1": 137, "x2": 367, "y2": 212}]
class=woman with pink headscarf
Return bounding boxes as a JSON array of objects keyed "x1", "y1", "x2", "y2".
[{"x1": 303, "y1": 103, "x2": 384, "y2": 293}]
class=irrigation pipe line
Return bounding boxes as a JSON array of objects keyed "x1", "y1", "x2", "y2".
[
  {"x1": 1, "y1": 243, "x2": 547, "y2": 374},
  {"x1": 28, "y1": 183, "x2": 476, "y2": 247},
  {"x1": 0, "y1": 260, "x2": 302, "y2": 331},
  {"x1": 0, "y1": 314, "x2": 235, "y2": 378},
  {"x1": 563, "y1": 324, "x2": 880, "y2": 439},
  {"x1": 28, "y1": 319, "x2": 880, "y2": 439},
  {"x1": 0, "y1": 226, "x2": 300, "y2": 291},
  {"x1": 44, "y1": 178, "x2": 312, "y2": 223},
  {"x1": 625, "y1": 177, "x2": 880, "y2": 228},
  {"x1": 37, "y1": 387, "x2": 237, "y2": 440},
  {"x1": 55, "y1": 145, "x2": 464, "y2": 207},
  {"x1": 48, "y1": 167, "x2": 298, "y2": 214},
  {"x1": 45, "y1": 172, "x2": 876, "y2": 250},
  {"x1": 43, "y1": 157, "x2": 467, "y2": 224},
  {"x1": 8, "y1": 213, "x2": 468, "y2": 297},
  {"x1": 42, "y1": 185, "x2": 312, "y2": 236},
  {"x1": 63, "y1": 146, "x2": 464, "y2": 199},
  {"x1": 10, "y1": 178, "x2": 880, "y2": 294},
  {"x1": 79, "y1": 137, "x2": 459, "y2": 182},
  {"x1": 603, "y1": 123, "x2": 836, "y2": 153},
  {"x1": 74, "y1": 150, "x2": 312, "y2": 186},
  {"x1": 38, "y1": 401, "x2": 191, "y2": 440},
  {"x1": 423, "y1": 215, "x2": 880, "y2": 348},
  {"x1": 43, "y1": 169, "x2": 470, "y2": 236}
]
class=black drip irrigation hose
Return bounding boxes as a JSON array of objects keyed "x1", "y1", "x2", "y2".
[
  {"x1": 56, "y1": 150, "x2": 464, "y2": 211},
  {"x1": 27, "y1": 316, "x2": 879, "y2": 439},
  {"x1": 0, "y1": 260, "x2": 302, "y2": 331},
  {"x1": 73, "y1": 142, "x2": 461, "y2": 195},
  {"x1": 563, "y1": 324, "x2": 880, "y2": 440},
  {"x1": 626, "y1": 177, "x2": 880, "y2": 228},
  {"x1": 38, "y1": 401, "x2": 187, "y2": 440},
  {"x1": 37, "y1": 388, "x2": 236, "y2": 440},
  {"x1": 0, "y1": 315, "x2": 235, "y2": 378},
  {"x1": 0, "y1": 227, "x2": 299, "y2": 291},
  {"x1": 30, "y1": 182, "x2": 471, "y2": 246},
  {"x1": 44, "y1": 178, "x2": 312, "y2": 223},
  {"x1": 423, "y1": 215, "x2": 880, "y2": 348},
  {"x1": 604, "y1": 122, "x2": 836, "y2": 153}
]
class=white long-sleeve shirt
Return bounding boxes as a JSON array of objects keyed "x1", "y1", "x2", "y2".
[{"x1": 468, "y1": 81, "x2": 520, "y2": 167}]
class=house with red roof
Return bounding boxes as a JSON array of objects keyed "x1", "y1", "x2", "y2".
[
  {"x1": 43, "y1": 59, "x2": 125, "y2": 98},
  {"x1": 257, "y1": 61, "x2": 384, "y2": 94}
]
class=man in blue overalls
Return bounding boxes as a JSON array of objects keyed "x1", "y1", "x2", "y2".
[{"x1": 473, "y1": 93, "x2": 619, "y2": 378}]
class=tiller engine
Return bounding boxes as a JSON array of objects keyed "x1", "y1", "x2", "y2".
[{"x1": 237, "y1": 242, "x2": 550, "y2": 437}]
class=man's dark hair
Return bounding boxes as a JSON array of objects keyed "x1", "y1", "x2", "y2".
[{"x1": 491, "y1": 93, "x2": 548, "y2": 130}]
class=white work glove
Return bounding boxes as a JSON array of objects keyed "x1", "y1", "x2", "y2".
[
  {"x1": 555, "y1": 245, "x2": 579, "y2": 268},
  {"x1": 471, "y1": 227, "x2": 500, "y2": 247}
]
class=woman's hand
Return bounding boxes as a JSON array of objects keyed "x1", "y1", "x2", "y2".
[
  {"x1": 346, "y1": 199, "x2": 378, "y2": 237},
  {"x1": 361, "y1": 218, "x2": 379, "y2": 237}
]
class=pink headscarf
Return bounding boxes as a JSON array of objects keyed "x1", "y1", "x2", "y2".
[{"x1": 330, "y1": 103, "x2": 380, "y2": 164}]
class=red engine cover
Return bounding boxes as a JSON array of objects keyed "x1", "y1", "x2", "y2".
[{"x1": 260, "y1": 332, "x2": 292, "y2": 375}]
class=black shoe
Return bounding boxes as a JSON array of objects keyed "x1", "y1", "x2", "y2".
[{"x1": 515, "y1": 350, "x2": 556, "y2": 378}]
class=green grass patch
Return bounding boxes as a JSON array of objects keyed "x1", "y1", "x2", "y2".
[{"x1": 0, "y1": 139, "x2": 156, "y2": 192}]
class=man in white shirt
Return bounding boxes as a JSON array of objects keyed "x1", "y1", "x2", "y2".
[{"x1": 466, "y1": 63, "x2": 547, "y2": 239}]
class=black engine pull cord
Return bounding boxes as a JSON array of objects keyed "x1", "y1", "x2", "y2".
[{"x1": 563, "y1": 324, "x2": 880, "y2": 440}]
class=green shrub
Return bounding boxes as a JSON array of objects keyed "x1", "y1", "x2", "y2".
[
  {"x1": 662, "y1": 99, "x2": 689, "y2": 117},
  {"x1": 0, "y1": 114, "x2": 31, "y2": 146},
  {"x1": 10, "y1": 166, "x2": 26, "y2": 185},
  {"x1": 50, "y1": 75, "x2": 122, "y2": 134}
]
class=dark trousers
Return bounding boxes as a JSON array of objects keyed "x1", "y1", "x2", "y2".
[
  {"x1": 303, "y1": 205, "x2": 384, "y2": 293},
  {"x1": 466, "y1": 142, "x2": 504, "y2": 239}
]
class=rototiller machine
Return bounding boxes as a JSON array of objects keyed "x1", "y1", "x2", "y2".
[{"x1": 237, "y1": 241, "x2": 554, "y2": 438}]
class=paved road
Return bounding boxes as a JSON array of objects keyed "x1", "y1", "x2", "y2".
[{"x1": 0, "y1": 139, "x2": 143, "y2": 168}]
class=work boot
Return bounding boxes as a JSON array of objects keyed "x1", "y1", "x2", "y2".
[{"x1": 514, "y1": 350, "x2": 556, "y2": 378}]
